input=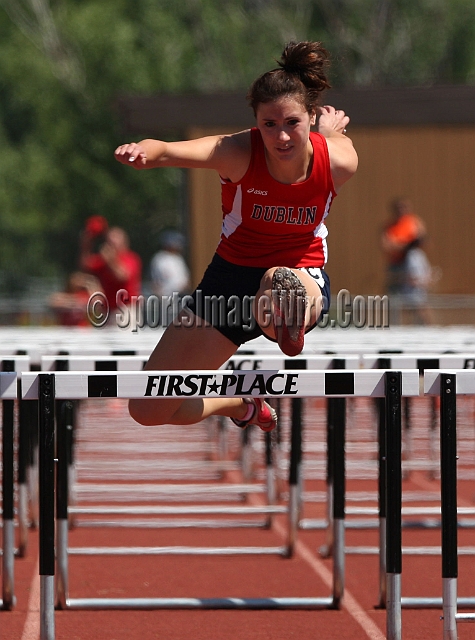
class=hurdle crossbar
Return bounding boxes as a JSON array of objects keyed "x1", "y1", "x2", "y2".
[{"x1": 22, "y1": 368, "x2": 419, "y2": 400}]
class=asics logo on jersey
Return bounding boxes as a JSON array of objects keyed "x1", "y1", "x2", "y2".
[{"x1": 247, "y1": 188, "x2": 268, "y2": 196}]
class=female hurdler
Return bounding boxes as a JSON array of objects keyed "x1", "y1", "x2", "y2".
[{"x1": 115, "y1": 41, "x2": 358, "y2": 432}]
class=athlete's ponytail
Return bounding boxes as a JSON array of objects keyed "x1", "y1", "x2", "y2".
[{"x1": 247, "y1": 41, "x2": 331, "y2": 116}]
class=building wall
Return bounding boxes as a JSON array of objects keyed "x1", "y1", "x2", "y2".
[{"x1": 188, "y1": 125, "x2": 475, "y2": 296}]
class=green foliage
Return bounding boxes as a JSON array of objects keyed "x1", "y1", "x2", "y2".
[
  {"x1": 0, "y1": 0, "x2": 474, "y2": 292},
  {"x1": 311, "y1": 0, "x2": 475, "y2": 86}
]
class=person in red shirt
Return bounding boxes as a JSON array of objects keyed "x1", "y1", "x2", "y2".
[
  {"x1": 48, "y1": 271, "x2": 99, "y2": 326},
  {"x1": 80, "y1": 218, "x2": 142, "y2": 312},
  {"x1": 114, "y1": 40, "x2": 358, "y2": 431}
]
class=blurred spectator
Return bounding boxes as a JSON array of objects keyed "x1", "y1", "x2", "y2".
[
  {"x1": 381, "y1": 197, "x2": 426, "y2": 295},
  {"x1": 150, "y1": 229, "x2": 190, "y2": 326},
  {"x1": 80, "y1": 217, "x2": 142, "y2": 312},
  {"x1": 49, "y1": 271, "x2": 100, "y2": 326},
  {"x1": 150, "y1": 230, "x2": 190, "y2": 297},
  {"x1": 401, "y1": 237, "x2": 440, "y2": 325}
]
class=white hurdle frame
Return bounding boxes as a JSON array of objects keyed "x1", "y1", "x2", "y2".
[{"x1": 22, "y1": 368, "x2": 420, "y2": 640}]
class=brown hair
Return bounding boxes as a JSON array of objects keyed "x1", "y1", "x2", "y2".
[{"x1": 247, "y1": 41, "x2": 331, "y2": 116}]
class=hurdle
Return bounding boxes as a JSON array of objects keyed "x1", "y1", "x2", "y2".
[
  {"x1": 364, "y1": 353, "x2": 475, "y2": 475},
  {"x1": 342, "y1": 354, "x2": 475, "y2": 610},
  {"x1": 42, "y1": 353, "x2": 281, "y2": 532},
  {"x1": 222, "y1": 353, "x2": 361, "y2": 528},
  {"x1": 298, "y1": 356, "x2": 355, "y2": 558},
  {"x1": 296, "y1": 352, "x2": 418, "y2": 598},
  {"x1": 424, "y1": 369, "x2": 475, "y2": 639},
  {"x1": 42, "y1": 353, "x2": 359, "y2": 533},
  {"x1": 379, "y1": 368, "x2": 475, "y2": 639},
  {"x1": 0, "y1": 370, "x2": 19, "y2": 610},
  {"x1": 22, "y1": 368, "x2": 419, "y2": 638}
]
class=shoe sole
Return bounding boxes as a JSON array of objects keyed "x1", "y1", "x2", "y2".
[{"x1": 272, "y1": 267, "x2": 307, "y2": 357}]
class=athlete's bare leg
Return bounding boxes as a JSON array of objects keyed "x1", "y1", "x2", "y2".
[
  {"x1": 129, "y1": 268, "x2": 319, "y2": 426},
  {"x1": 129, "y1": 310, "x2": 251, "y2": 426}
]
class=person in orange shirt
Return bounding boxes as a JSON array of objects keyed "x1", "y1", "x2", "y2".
[{"x1": 381, "y1": 197, "x2": 426, "y2": 294}]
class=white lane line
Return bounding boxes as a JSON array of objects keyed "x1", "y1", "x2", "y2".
[
  {"x1": 21, "y1": 557, "x2": 40, "y2": 640},
  {"x1": 272, "y1": 518, "x2": 386, "y2": 640},
  {"x1": 231, "y1": 465, "x2": 386, "y2": 640}
]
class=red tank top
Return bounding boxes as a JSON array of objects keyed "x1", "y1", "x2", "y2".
[{"x1": 216, "y1": 128, "x2": 336, "y2": 268}]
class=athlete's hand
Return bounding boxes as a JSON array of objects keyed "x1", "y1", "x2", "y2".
[
  {"x1": 114, "y1": 143, "x2": 148, "y2": 168},
  {"x1": 318, "y1": 105, "x2": 350, "y2": 136},
  {"x1": 318, "y1": 105, "x2": 357, "y2": 191}
]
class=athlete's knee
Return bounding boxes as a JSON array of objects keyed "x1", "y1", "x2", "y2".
[{"x1": 128, "y1": 398, "x2": 169, "y2": 426}]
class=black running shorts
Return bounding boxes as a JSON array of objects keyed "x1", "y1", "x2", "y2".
[{"x1": 183, "y1": 253, "x2": 331, "y2": 347}]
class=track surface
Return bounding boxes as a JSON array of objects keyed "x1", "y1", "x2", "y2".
[{"x1": 2, "y1": 395, "x2": 475, "y2": 640}]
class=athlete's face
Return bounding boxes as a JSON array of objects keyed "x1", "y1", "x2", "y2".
[{"x1": 256, "y1": 97, "x2": 316, "y2": 163}]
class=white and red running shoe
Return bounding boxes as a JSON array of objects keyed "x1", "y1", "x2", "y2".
[
  {"x1": 231, "y1": 398, "x2": 277, "y2": 432},
  {"x1": 272, "y1": 267, "x2": 307, "y2": 357}
]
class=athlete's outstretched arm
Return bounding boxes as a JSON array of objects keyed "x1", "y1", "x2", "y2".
[
  {"x1": 114, "y1": 130, "x2": 251, "y2": 181},
  {"x1": 318, "y1": 105, "x2": 358, "y2": 191}
]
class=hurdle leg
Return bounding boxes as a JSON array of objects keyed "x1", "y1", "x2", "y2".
[
  {"x1": 266, "y1": 398, "x2": 280, "y2": 503},
  {"x1": 204, "y1": 416, "x2": 215, "y2": 461},
  {"x1": 56, "y1": 401, "x2": 72, "y2": 609},
  {"x1": 440, "y1": 373, "x2": 458, "y2": 640},
  {"x1": 18, "y1": 398, "x2": 33, "y2": 557},
  {"x1": 297, "y1": 400, "x2": 305, "y2": 522},
  {"x1": 287, "y1": 398, "x2": 303, "y2": 557},
  {"x1": 377, "y1": 395, "x2": 387, "y2": 607},
  {"x1": 385, "y1": 371, "x2": 402, "y2": 640},
  {"x1": 377, "y1": 357, "x2": 391, "y2": 608},
  {"x1": 332, "y1": 396, "x2": 346, "y2": 608},
  {"x1": 2, "y1": 395, "x2": 15, "y2": 609},
  {"x1": 387, "y1": 575, "x2": 402, "y2": 640},
  {"x1": 39, "y1": 374, "x2": 56, "y2": 639},
  {"x1": 402, "y1": 397, "x2": 412, "y2": 480},
  {"x1": 28, "y1": 400, "x2": 40, "y2": 529},
  {"x1": 321, "y1": 358, "x2": 346, "y2": 560},
  {"x1": 217, "y1": 415, "x2": 228, "y2": 462},
  {"x1": 273, "y1": 398, "x2": 285, "y2": 500},
  {"x1": 66, "y1": 402, "x2": 77, "y2": 529},
  {"x1": 240, "y1": 425, "x2": 254, "y2": 481},
  {"x1": 264, "y1": 430, "x2": 276, "y2": 528},
  {"x1": 429, "y1": 395, "x2": 438, "y2": 480},
  {"x1": 320, "y1": 396, "x2": 334, "y2": 558}
]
